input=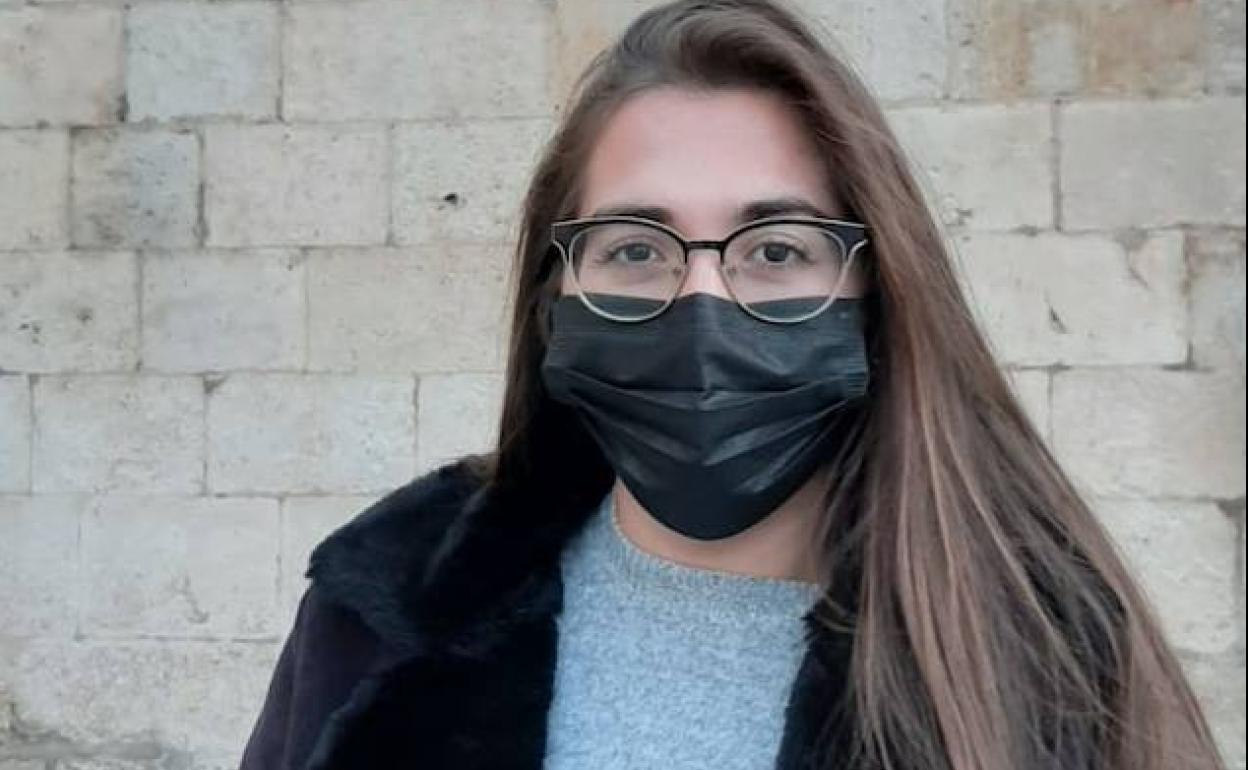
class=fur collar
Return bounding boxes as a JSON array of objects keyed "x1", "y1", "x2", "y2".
[{"x1": 303, "y1": 457, "x2": 861, "y2": 769}]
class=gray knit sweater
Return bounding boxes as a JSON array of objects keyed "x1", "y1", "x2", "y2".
[{"x1": 543, "y1": 490, "x2": 824, "y2": 769}]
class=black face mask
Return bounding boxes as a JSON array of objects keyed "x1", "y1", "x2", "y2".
[{"x1": 539, "y1": 292, "x2": 870, "y2": 540}]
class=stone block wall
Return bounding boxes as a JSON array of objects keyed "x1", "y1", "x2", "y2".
[{"x1": 0, "y1": 0, "x2": 1243, "y2": 767}]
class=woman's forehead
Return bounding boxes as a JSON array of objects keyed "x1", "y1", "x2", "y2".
[{"x1": 578, "y1": 86, "x2": 837, "y2": 226}]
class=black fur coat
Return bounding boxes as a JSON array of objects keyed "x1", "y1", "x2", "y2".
[{"x1": 238, "y1": 457, "x2": 861, "y2": 770}]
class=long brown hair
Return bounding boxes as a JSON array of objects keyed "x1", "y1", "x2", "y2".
[{"x1": 474, "y1": 1, "x2": 1227, "y2": 768}]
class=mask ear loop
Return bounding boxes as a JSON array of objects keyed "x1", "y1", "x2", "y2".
[
  {"x1": 844, "y1": 234, "x2": 882, "y2": 382},
  {"x1": 535, "y1": 243, "x2": 566, "y2": 348},
  {"x1": 540, "y1": 299, "x2": 556, "y2": 348}
]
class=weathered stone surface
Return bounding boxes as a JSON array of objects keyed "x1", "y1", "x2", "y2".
[
  {"x1": 795, "y1": 0, "x2": 948, "y2": 102},
  {"x1": 0, "y1": 252, "x2": 137, "y2": 373},
  {"x1": 307, "y1": 246, "x2": 510, "y2": 373},
  {"x1": 0, "y1": 7, "x2": 123, "y2": 126},
  {"x1": 33, "y1": 375, "x2": 203, "y2": 494},
  {"x1": 393, "y1": 118, "x2": 552, "y2": 245},
  {"x1": 886, "y1": 103, "x2": 1053, "y2": 230},
  {"x1": 0, "y1": 376, "x2": 30, "y2": 492},
  {"x1": 416, "y1": 372, "x2": 505, "y2": 474},
  {"x1": 58, "y1": 760, "x2": 160, "y2": 770},
  {"x1": 126, "y1": 2, "x2": 279, "y2": 122},
  {"x1": 204, "y1": 125, "x2": 387, "y2": 247},
  {"x1": 1188, "y1": 229, "x2": 1247, "y2": 373},
  {"x1": 0, "y1": 638, "x2": 278, "y2": 770},
  {"x1": 0, "y1": 495, "x2": 81, "y2": 636},
  {"x1": 0, "y1": 130, "x2": 68, "y2": 250},
  {"x1": 81, "y1": 495, "x2": 280, "y2": 639},
  {"x1": 70, "y1": 129, "x2": 199, "y2": 249},
  {"x1": 1060, "y1": 99, "x2": 1246, "y2": 230},
  {"x1": 141, "y1": 250, "x2": 305, "y2": 373},
  {"x1": 949, "y1": 0, "x2": 1204, "y2": 98},
  {"x1": 1095, "y1": 499, "x2": 1239, "y2": 655},
  {"x1": 206, "y1": 373, "x2": 415, "y2": 495},
  {"x1": 1205, "y1": 0, "x2": 1247, "y2": 93},
  {"x1": 1052, "y1": 369, "x2": 1246, "y2": 499},
  {"x1": 285, "y1": 0, "x2": 551, "y2": 121},
  {"x1": 957, "y1": 231, "x2": 1187, "y2": 366}
]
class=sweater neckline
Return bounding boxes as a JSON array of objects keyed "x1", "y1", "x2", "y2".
[{"x1": 585, "y1": 490, "x2": 826, "y2": 613}]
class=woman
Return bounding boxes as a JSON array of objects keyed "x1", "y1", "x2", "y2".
[{"x1": 240, "y1": 1, "x2": 1227, "y2": 769}]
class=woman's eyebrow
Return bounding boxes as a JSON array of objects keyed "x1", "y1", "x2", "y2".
[
  {"x1": 738, "y1": 198, "x2": 833, "y2": 221},
  {"x1": 588, "y1": 204, "x2": 672, "y2": 223},
  {"x1": 587, "y1": 197, "x2": 834, "y2": 225}
]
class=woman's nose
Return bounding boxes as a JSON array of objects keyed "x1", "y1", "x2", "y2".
[{"x1": 676, "y1": 247, "x2": 733, "y2": 299}]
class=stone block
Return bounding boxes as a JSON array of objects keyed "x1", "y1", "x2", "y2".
[
  {"x1": 71, "y1": 128, "x2": 199, "y2": 248},
  {"x1": 956, "y1": 231, "x2": 1187, "y2": 366},
  {"x1": 126, "y1": 2, "x2": 279, "y2": 121},
  {"x1": 1060, "y1": 99, "x2": 1246, "y2": 230},
  {"x1": 141, "y1": 249, "x2": 305, "y2": 373},
  {"x1": 886, "y1": 103, "x2": 1053, "y2": 230},
  {"x1": 81, "y1": 495, "x2": 280, "y2": 639},
  {"x1": 1188, "y1": 230, "x2": 1246, "y2": 372},
  {"x1": 0, "y1": 129, "x2": 68, "y2": 250},
  {"x1": 0, "y1": 7, "x2": 123, "y2": 126},
  {"x1": 1205, "y1": 0, "x2": 1247, "y2": 93},
  {"x1": 33, "y1": 375, "x2": 204, "y2": 494},
  {"x1": 392, "y1": 118, "x2": 552, "y2": 244},
  {"x1": 0, "y1": 251, "x2": 137, "y2": 373},
  {"x1": 1052, "y1": 369, "x2": 1246, "y2": 499},
  {"x1": 416, "y1": 371, "x2": 504, "y2": 474},
  {"x1": 204, "y1": 124, "x2": 387, "y2": 247},
  {"x1": 948, "y1": 0, "x2": 1203, "y2": 98},
  {"x1": 0, "y1": 494, "x2": 81, "y2": 636},
  {"x1": 284, "y1": 0, "x2": 551, "y2": 121},
  {"x1": 307, "y1": 246, "x2": 510, "y2": 373},
  {"x1": 0, "y1": 376, "x2": 30, "y2": 492},
  {"x1": 206, "y1": 373, "x2": 415, "y2": 495},
  {"x1": 1095, "y1": 499, "x2": 1238, "y2": 654}
]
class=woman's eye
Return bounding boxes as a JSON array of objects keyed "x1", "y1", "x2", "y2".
[
  {"x1": 751, "y1": 242, "x2": 804, "y2": 265},
  {"x1": 605, "y1": 242, "x2": 661, "y2": 263}
]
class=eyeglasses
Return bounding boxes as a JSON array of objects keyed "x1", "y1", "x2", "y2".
[{"x1": 549, "y1": 215, "x2": 869, "y2": 323}]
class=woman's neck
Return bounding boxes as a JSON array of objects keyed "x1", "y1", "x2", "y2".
[{"x1": 610, "y1": 472, "x2": 828, "y2": 585}]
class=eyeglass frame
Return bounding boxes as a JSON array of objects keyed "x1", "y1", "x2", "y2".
[{"x1": 548, "y1": 214, "x2": 871, "y2": 324}]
